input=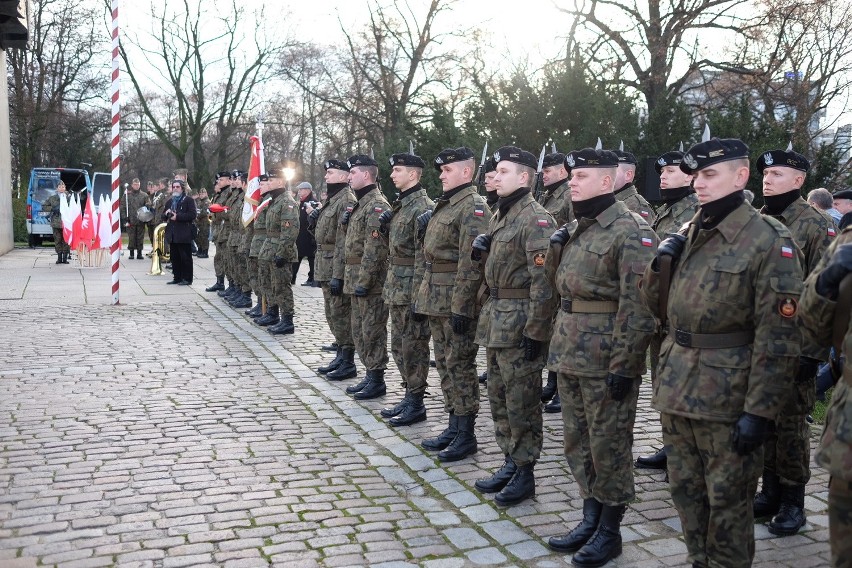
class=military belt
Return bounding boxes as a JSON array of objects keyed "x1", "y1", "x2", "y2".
[
  {"x1": 673, "y1": 328, "x2": 754, "y2": 349},
  {"x1": 561, "y1": 299, "x2": 618, "y2": 313},
  {"x1": 490, "y1": 287, "x2": 530, "y2": 299},
  {"x1": 318, "y1": 244, "x2": 335, "y2": 251},
  {"x1": 391, "y1": 256, "x2": 415, "y2": 266},
  {"x1": 425, "y1": 261, "x2": 457, "y2": 273},
  {"x1": 345, "y1": 256, "x2": 362, "y2": 265}
]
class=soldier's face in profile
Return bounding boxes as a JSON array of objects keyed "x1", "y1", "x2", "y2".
[
  {"x1": 438, "y1": 161, "x2": 471, "y2": 191},
  {"x1": 834, "y1": 198, "x2": 852, "y2": 214},
  {"x1": 390, "y1": 165, "x2": 415, "y2": 190},
  {"x1": 493, "y1": 162, "x2": 527, "y2": 197},
  {"x1": 348, "y1": 167, "x2": 370, "y2": 190},
  {"x1": 259, "y1": 180, "x2": 271, "y2": 194},
  {"x1": 542, "y1": 165, "x2": 565, "y2": 186},
  {"x1": 613, "y1": 164, "x2": 635, "y2": 188},
  {"x1": 762, "y1": 166, "x2": 803, "y2": 196},
  {"x1": 484, "y1": 171, "x2": 497, "y2": 192},
  {"x1": 692, "y1": 161, "x2": 749, "y2": 204},
  {"x1": 325, "y1": 168, "x2": 348, "y2": 185},
  {"x1": 659, "y1": 165, "x2": 692, "y2": 190},
  {"x1": 569, "y1": 168, "x2": 611, "y2": 202}
]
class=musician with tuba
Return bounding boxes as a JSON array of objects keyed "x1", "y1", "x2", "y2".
[{"x1": 121, "y1": 177, "x2": 151, "y2": 260}]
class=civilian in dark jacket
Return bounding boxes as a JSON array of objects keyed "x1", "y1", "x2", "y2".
[
  {"x1": 164, "y1": 179, "x2": 198, "y2": 285},
  {"x1": 294, "y1": 181, "x2": 318, "y2": 285}
]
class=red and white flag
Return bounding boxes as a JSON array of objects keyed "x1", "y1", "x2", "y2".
[
  {"x1": 78, "y1": 193, "x2": 97, "y2": 249},
  {"x1": 60, "y1": 193, "x2": 75, "y2": 248},
  {"x1": 69, "y1": 192, "x2": 82, "y2": 249},
  {"x1": 96, "y1": 195, "x2": 113, "y2": 249},
  {"x1": 242, "y1": 135, "x2": 264, "y2": 227}
]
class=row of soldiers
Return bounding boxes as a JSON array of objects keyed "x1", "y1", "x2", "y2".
[{"x1": 292, "y1": 136, "x2": 846, "y2": 568}]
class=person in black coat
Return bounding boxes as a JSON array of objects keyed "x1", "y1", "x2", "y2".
[
  {"x1": 294, "y1": 181, "x2": 318, "y2": 285},
  {"x1": 164, "y1": 179, "x2": 198, "y2": 285}
]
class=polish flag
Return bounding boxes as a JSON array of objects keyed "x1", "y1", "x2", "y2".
[
  {"x1": 242, "y1": 135, "x2": 264, "y2": 227},
  {"x1": 70, "y1": 192, "x2": 83, "y2": 249},
  {"x1": 78, "y1": 193, "x2": 97, "y2": 248},
  {"x1": 96, "y1": 195, "x2": 113, "y2": 250},
  {"x1": 60, "y1": 193, "x2": 74, "y2": 248}
]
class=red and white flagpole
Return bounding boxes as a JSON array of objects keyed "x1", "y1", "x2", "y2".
[{"x1": 109, "y1": 0, "x2": 121, "y2": 305}]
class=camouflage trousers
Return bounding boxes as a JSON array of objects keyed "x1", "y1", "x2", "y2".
[
  {"x1": 238, "y1": 247, "x2": 252, "y2": 292},
  {"x1": 649, "y1": 332, "x2": 662, "y2": 385},
  {"x1": 351, "y1": 294, "x2": 389, "y2": 371},
  {"x1": 389, "y1": 304, "x2": 431, "y2": 394},
  {"x1": 271, "y1": 263, "x2": 293, "y2": 315},
  {"x1": 52, "y1": 228, "x2": 69, "y2": 253},
  {"x1": 487, "y1": 346, "x2": 544, "y2": 466},
  {"x1": 229, "y1": 245, "x2": 241, "y2": 287},
  {"x1": 195, "y1": 222, "x2": 209, "y2": 252},
  {"x1": 127, "y1": 223, "x2": 145, "y2": 250},
  {"x1": 429, "y1": 316, "x2": 479, "y2": 417},
  {"x1": 764, "y1": 412, "x2": 811, "y2": 485},
  {"x1": 661, "y1": 413, "x2": 761, "y2": 568},
  {"x1": 321, "y1": 284, "x2": 353, "y2": 348},
  {"x1": 558, "y1": 372, "x2": 640, "y2": 505},
  {"x1": 247, "y1": 257, "x2": 258, "y2": 297},
  {"x1": 829, "y1": 477, "x2": 852, "y2": 568},
  {"x1": 213, "y1": 241, "x2": 226, "y2": 278},
  {"x1": 257, "y1": 259, "x2": 272, "y2": 302}
]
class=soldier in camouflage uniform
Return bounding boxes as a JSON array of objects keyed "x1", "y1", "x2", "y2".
[
  {"x1": 477, "y1": 157, "x2": 498, "y2": 387},
  {"x1": 416, "y1": 147, "x2": 490, "y2": 462},
  {"x1": 206, "y1": 172, "x2": 233, "y2": 292},
  {"x1": 223, "y1": 172, "x2": 247, "y2": 305},
  {"x1": 609, "y1": 143, "x2": 657, "y2": 226},
  {"x1": 42, "y1": 181, "x2": 71, "y2": 264},
  {"x1": 378, "y1": 152, "x2": 434, "y2": 425},
  {"x1": 234, "y1": 171, "x2": 258, "y2": 309},
  {"x1": 635, "y1": 146, "x2": 700, "y2": 471},
  {"x1": 471, "y1": 146, "x2": 557, "y2": 507},
  {"x1": 538, "y1": 151, "x2": 574, "y2": 412},
  {"x1": 245, "y1": 174, "x2": 275, "y2": 321},
  {"x1": 799, "y1": 233, "x2": 852, "y2": 568},
  {"x1": 337, "y1": 154, "x2": 391, "y2": 399},
  {"x1": 314, "y1": 160, "x2": 358, "y2": 380},
  {"x1": 639, "y1": 137, "x2": 803, "y2": 568},
  {"x1": 194, "y1": 188, "x2": 211, "y2": 258},
  {"x1": 122, "y1": 178, "x2": 151, "y2": 260},
  {"x1": 545, "y1": 148, "x2": 656, "y2": 566},
  {"x1": 266, "y1": 179, "x2": 300, "y2": 335},
  {"x1": 753, "y1": 146, "x2": 835, "y2": 535}
]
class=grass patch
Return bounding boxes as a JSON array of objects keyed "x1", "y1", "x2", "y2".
[{"x1": 812, "y1": 387, "x2": 833, "y2": 424}]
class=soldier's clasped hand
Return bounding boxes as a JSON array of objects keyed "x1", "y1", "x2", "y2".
[
  {"x1": 605, "y1": 373, "x2": 632, "y2": 401},
  {"x1": 657, "y1": 234, "x2": 687, "y2": 261},
  {"x1": 549, "y1": 225, "x2": 571, "y2": 246},
  {"x1": 340, "y1": 210, "x2": 351, "y2": 225},
  {"x1": 731, "y1": 412, "x2": 769, "y2": 455},
  {"x1": 816, "y1": 243, "x2": 852, "y2": 299},
  {"x1": 470, "y1": 233, "x2": 492, "y2": 261},
  {"x1": 378, "y1": 210, "x2": 393, "y2": 227},
  {"x1": 354, "y1": 285, "x2": 368, "y2": 297},
  {"x1": 521, "y1": 335, "x2": 542, "y2": 361},
  {"x1": 416, "y1": 209, "x2": 432, "y2": 240},
  {"x1": 450, "y1": 313, "x2": 470, "y2": 334},
  {"x1": 410, "y1": 304, "x2": 427, "y2": 322},
  {"x1": 274, "y1": 256, "x2": 286, "y2": 268},
  {"x1": 329, "y1": 278, "x2": 343, "y2": 296}
]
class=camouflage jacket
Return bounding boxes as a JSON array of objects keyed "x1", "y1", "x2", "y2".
[
  {"x1": 382, "y1": 186, "x2": 434, "y2": 306},
  {"x1": 475, "y1": 192, "x2": 557, "y2": 348},
  {"x1": 151, "y1": 190, "x2": 170, "y2": 223},
  {"x1": 799, "y1": 227, "x2": 852, "y2": 479},
  {"x1": 212, "y1": 187, "x2": 233, "y2": 243},
  {"x1": 248, "y1": 193, "x2": 275, "y2": 258},
  {"x1": 42, "y1": 193, "x2": 72, "y2": 229},
  {"x1": 315, "y1": 187, "x2": 356, "y2": 282},
  {"x1": 122, "y1": 190, "x2": 151, "y2": 225},
  {"x1": 260, "y1": 192, "x2": 298, "y2": 262},
  {"x1": 342, "y1": 186, "x2": 390, "y2": 295},
  {"x1": 640, "y1": 201, "x2": 804, "y2": 423},
  {"x1": 547, "y1": 200, "x2": 657, "y2": 378},
  {"x1": 615, "y1": 184, "x2": 656, "y2": 226},
  {"x1": 652, "y1": 191, "x2": 700, "y2": 239},
  {"x1": 195, "y1": 197, "x2": 210, "y2": 228},
  {"x1": 225, "y1": 189, "x2": 245, "y2": 248},
  {"x1": 538, "y1": 179, "x2": 573, "y2": 227},
  {"x1": 238, "y1": 204, "x2": 255, "y2": 254},
  {"x1": 416, "y1": 184, "x2": 490, "y2": 318}
]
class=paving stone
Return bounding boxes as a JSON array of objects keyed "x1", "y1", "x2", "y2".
[
  {"x1": 442, "y1": 527, "x2": 489, "y2": 549},
  {"x1": 465, "y1": 547, "x2": 508, "y2": 565}
]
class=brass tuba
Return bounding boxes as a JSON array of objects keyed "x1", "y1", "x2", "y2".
[{"x1": 149, "y1": 223, "x2": 170, "y2": 275}]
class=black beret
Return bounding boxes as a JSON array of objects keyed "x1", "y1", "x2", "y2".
[
  {"x1": 543, "y1": 152, "x2": 566, "y2": 169},
  {"x1": 323, "y1": 159, "x2": 350, "y2": 172},
  {"x1": 680, "y1": 138, "x2": 750, "y2": 174},
  {"x1": 216, "y1": 170, "x2": 231, "y2": 180},
  {"x1": 230, "y1": 169, "x2": 243, "y2": 179},
  {"x1": 493, "y1": 145, "x2": 537, "y2": 170},
  {"x1": 564, "y1": 148, "x2": 619, "y2": 170},
  {"x1": 832, "y1": 189, "x2": 852, "y2": 200},
  {"x1": 389, "y1": 153, "x2": 426, "y2": 169},
  {"x1": 484, "y1": 156, "x2": 497, "y2": 173},
  {"x1": 612, "y1": 148, "x2": 637, "y2": 165},
  {"x1": 258, "y1": 173, "x2": 269, "y2": 182},
  {"x1": 756, "y1": 148, "x2": 810, "y2": 173},
  {"x1": 347, "y1": 155, "x2": 378, "y2": 168},
  {"x1": 433, "y1": 147, "x2": 475, "y2": 171},
  {"x1": 654, "y1": 149, "x2": 684, "y2": 174}
]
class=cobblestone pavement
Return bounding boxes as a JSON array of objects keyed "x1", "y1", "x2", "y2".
[{"x1": 0, "y1": 245, "x2": 832, "y2": 567}]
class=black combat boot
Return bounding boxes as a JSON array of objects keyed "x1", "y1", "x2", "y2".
[
  {"x1": 224, "y1": 284, "x2": 241, "y2": 301},
  {"x1": 321, "y1": 342, "x2": 339, "y2": 352},
  {"x1": 255, "y1": 305, "x2": 279, "y2": 326},
  {"x1": 55, "y1": 252, "x2": 62, "y2": 264},
  {"x1": 268, "y1": 314, "x2": 294, "y2": 335},
  {"x1": 422, "y1": 414, "x2": 458, "y2": 451},
  {"x1": 544, "y1": 392, "x2": 561, "y2": 413},
  {"x1": 768, "y1": 484, "x2": 807, "y2": 536},
  {"x1": 389, "y1": 392, "x2": 426, "y2": 427},
  {"x1": 495, "y1": 462, "x2": 535, "y2": 507},
  {"x1": 129, "y1": 249, "x2": 135, "y2": 259},
  {"x1": 245, "y1": 297, "x2": 262, "y2": 317},
  {"x1": 381, "y1": 390, "x2": 411, "y2": 418},
  {"x1": 318, "y1": 347, "x2": 344, "y2": 374},
  {"x1": 197, "y1": 250, "x2": 208, "y2": 258},
  {"x1": 206, "y1": 276, "x2": 225, "y2": 292},
  {"x1": 548, "y1": 498, "x2": 602, "y2": 552},
  {"x1": 62, "y1": 252, "x2": 70, "y2": 264},
  {"x1": 232, "y1": 291, "x2": 253, "y2": 309},
  {"x1": 475, "y1": 455, "x2": 517, "y2": 493},
  {"x1": 571, "y1": 504, "x2": 625, "y2": 567},
  {"x1": 541, "y1": 371, "x2": 557, "y2": 402},
  {"x1": 753, "y1": 469, "x2": 782, "y2": 518},
  {"x1": 354, "y1": 369, "x2": 386, "y2": 400},
  {"x1": 635, "y1": 447, "x2": 668, "y2": 469},
  {"x1": 438, "y1": 414, "x2": 477, "y2": 462},
  {"x1": 218, "y1": 280, "x2": 235, "y2": 297},
  {"x1": 137, "y1": 249, "x2": 143, "y2": 259},
  {"x1": 327, "y1": 348, "x2": 357, "y2": 381},
  {"x1": 479, "y1": 370, "x2": 487, "y2": 384},
  {"x1": 345, "y1": 370, "x2": 372, "y2": 394}
]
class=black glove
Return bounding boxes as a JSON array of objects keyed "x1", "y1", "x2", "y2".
[
  {"x1": 731, "y1": 412, "x2": 770, "y2": 455},
  {"x1": 340, "y1": 210, "x2": 351, "y2": 225},
  {"x1": 816, "y1": 243, "x2": 852, "y2": 298},
  {"x1": 330, "y1": 278, "x2": 343, "y2": 296},
  {"x1": 416, "y1": 209, "x2": 433, "y2": 240},
  {"x1": 309, "y1": 208, "x2": 320, "y2": 220},
  {"x1": 471, "y1": 233, "x2": 492, "y2": 261},
  {"x1": 521, "y1": 335, "x2": 542, "y2": 361},
  {"x1": 274, "y1": 256, "x2": 286, "y2": 268},
  {"x1": 550, "y1": 225, "x2": 571, "y2": 246},
  {"x1": 378, "y1": 209, "x2": 394, "y2": 227},
  {"x1": 796, "y1": 356, "x2": 820, "y2": 383},
  {"x1": 658, "y1": 234, "x2": 687, "y2": 261},
  {"x1": 605, "y1": 373, "x2": 633, "y2": 402},
  {"x1": 450, "y1": 313, "x2": 471, "y2": 334},
  {"x1": 411, "y1": 304, "x2": 427, "y2": 322},
  {"x1": 354, "y1": 285, "x2": 368, "y2": 297}
]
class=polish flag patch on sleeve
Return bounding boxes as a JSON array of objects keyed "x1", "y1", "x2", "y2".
[
  {"x1": 640, "y1": 210, "x2": 650, "y2": 218},
  {"x1": 374, "y1": 207, "x2": 384, "y2": 212},
  {"x1": 474, "y1": 208, "x2": 485, "y2": 217},
  {"x1": 828, "y1": 227, "x2": 837, "y2": 237},
  {"x1": 537, "y1": 219, "x2": 549, "y2": 227},
  {"x1": 641, "y1": 237, "x2": 654, "y2": 247},
  {"x1": 781, "y1": 246, "x2": 794, "y2": 258}
]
